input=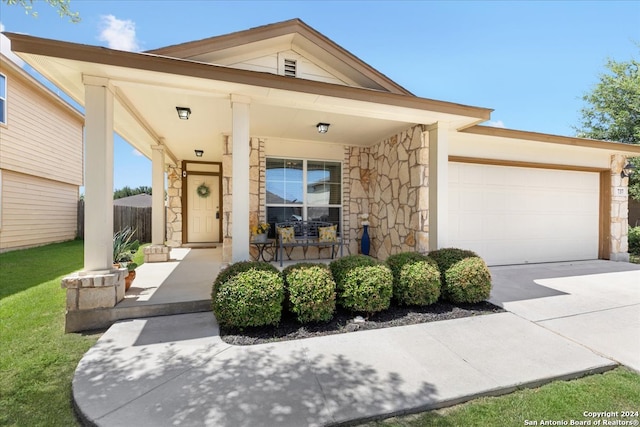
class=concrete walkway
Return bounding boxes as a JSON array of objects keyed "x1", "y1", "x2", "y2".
[{"x1": 72, "y1": 261, "x2": 640, "y2": 427}]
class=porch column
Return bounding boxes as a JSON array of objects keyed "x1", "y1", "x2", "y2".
[
  {"x1": 144, "y1": 143, "x2": 171, "y2": 263},
  {"x1": 428, "y1": 122, "x2": 449, "y2": 251},
  {"x1": 60, "y1": 76, "x2": 127, "y2": 332},
  {"x1": 82, "y1": 76, "x2": 115, "y2": 271},
  {"x1": 231, "y1": 95, "x2": 251, "y2": 261}
]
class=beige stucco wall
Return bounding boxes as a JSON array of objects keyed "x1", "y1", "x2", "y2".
[{"x1": 450, "y1": 131, "x2": 611, "y2": 169}]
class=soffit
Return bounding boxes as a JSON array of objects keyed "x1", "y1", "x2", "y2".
[{"x1": 6, "y1": 32, "x2": 492, "y2": 165}]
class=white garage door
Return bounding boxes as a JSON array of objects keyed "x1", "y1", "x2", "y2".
[{"x1": 448, "y1": 162, "x2": 600, "y2": 266}]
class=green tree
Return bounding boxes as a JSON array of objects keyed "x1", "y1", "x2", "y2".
[
  {"x1": 575, "y1": 51, "x2": 640, "y2": 200},
  {"x1": 2, "y1": 0, "x2": 80, "y2": 23}
]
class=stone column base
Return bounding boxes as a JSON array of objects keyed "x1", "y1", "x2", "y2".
[
  {"x1": 144, "y1": 244, "x2": 171, "y2": 263},
  {"x1": 61, "y1": 269, "x2": 127, "y2": 332},
  {"x1": 609, "y1": 252, "x2": 630, "y2": 262}
]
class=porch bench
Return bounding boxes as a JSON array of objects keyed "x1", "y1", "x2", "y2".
[{"x1": 275, "y1": 220, "x2": 343, "y2": 267}]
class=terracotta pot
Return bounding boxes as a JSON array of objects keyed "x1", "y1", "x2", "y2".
[{"x1": 125, "y1": 270, "x2": 136, "y2": 291}]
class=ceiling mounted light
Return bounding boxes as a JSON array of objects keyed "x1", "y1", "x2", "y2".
[
  {"x1": 316, "y1": 123, "x2": 330, "y2": 134},
  {"x1": 621, "y1": 161, "x2": 636, "y2": 179},
  {"x1": 194, "y1": 150, "x2": 204, "y2": 157},
  {"x1": 176, "y1": 106, "x2": 191, "y2": 120}
]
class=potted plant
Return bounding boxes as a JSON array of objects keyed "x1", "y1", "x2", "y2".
[
  {"x1": 113, "y1": 227, "x2": 140, "y2": 291},
  {"x1": 251, "y1": 222, "x2": 270, "y2": 242}
]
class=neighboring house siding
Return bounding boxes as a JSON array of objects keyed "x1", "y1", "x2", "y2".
[
  {"x1": 0, "y1": 170, "x2": 78, "y2": 251},
  {"x1": 0, "y1": 61, "x2": 83, "y2": 186},
  {"x1": 0, "y1": 56, "x2": 83, "y2": 251}
]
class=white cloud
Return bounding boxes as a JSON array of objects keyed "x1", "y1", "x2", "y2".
[
  {"x1": 98, "y1": 15, "x2": 140, "y2": 52},
  {"x1": 132, "y1": 149, "x2": 143, "y2": 157},
  {"x1": 487, "y1": 120, "x2": 506, "y2": 128},
  {"x1": 0, "y1": 23, "x2": 26, "y2": 67}
]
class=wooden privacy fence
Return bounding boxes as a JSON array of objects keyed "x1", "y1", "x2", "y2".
[{"x1": 77, "y1": 200, "x2": 153, "y2": 243}]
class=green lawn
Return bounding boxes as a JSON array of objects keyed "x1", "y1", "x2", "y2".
[
  {"x1": 359, "y1": 367, "x2": 640, "y2": 426},
  {"x1": 1, "y1": 241, "x2": 639, "y2": 427},
  {"x1": 0, "y1": 240, "x2": 147, "y2": 427}
]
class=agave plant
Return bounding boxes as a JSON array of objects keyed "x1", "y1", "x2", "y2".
[{"x1": 113, "y1": 227, "x2": 140, "y2": 264}]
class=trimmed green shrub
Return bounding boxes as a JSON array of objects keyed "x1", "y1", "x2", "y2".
[
  {"x1": 443, "y1": 257, "x2": 492, "y2": 304},
  {"x1": 329, "y1": 255, "x2": 378, "y2": 290},
  {"x1": 212, "y1": 261, "x2": 283, "y2": 328},
  {"x1": 428, "y1": 248, "x2": 479, "y2": 300},
  {"x1": 340, "y1": 264, "x2": 393, "y2": 314},
  {"x1": 427, "y1": 248, "x2": 479, "y2": 280},
  {"x1": 387, "y1": 252, "x2": 440, "y2": 306},
  {"x1": 386, "y1": 252, "x2": 430, "y2": 281},
  {"x1": 213, "y1": 261, "x2": 278, "y2": 297},
  {"x1": 396, "y1": 260, "x2": 441, "y2": 306},
  {"x1": 283, "y1": 263, "x2": 336, "y2": 323},
  {"x1": 333, "y1": 263, "x2": 393, "y2": 314},
  {"x1": 629, "y1": 226, "x2": 640, "y2": 255}
]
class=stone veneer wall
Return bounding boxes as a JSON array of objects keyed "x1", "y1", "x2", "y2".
[
  {"x1": 610, "y1": 154, "x2": 630, "y2": 261},
  {"x1": 348, "y1": 125, "x2": 429, "y2": 260},
  {"x1": 166, "y1": 165, "x2": 182, "y2": 247},
  {"x1": 222, "y1": 136, "x2": 232, "y2": 262},
  {"x1": 248, "y1": 138, "x2": 265, "y2": 261}
]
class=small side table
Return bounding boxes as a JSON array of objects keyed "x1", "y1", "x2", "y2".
[{"x1": 250, "y1": 239, "x2": 275, "y2": 262}]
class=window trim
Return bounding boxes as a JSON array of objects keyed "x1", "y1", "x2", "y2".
[
  {"x1": 0, "y1": 73, "x2": 6, "y2": 126},
  {"x1": 265, "y1": 156, "x2": 343, "y2": 230}
]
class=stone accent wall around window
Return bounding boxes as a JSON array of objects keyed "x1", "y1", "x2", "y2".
[
  {"x1": 349, "y1": 124, "x2": 429, "y2": 260},
  {"x1": 249, "y1": 138, "x2": 265, "y2": 260},
  {"x1": 166, "y1": 165, "x2": 182, "y2": 247},
  {"x1": 610, "y1": 154, "x2": 630, "y2": 261}
]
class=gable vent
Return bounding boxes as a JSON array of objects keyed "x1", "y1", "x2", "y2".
[{"x1": 284, "y1": 59, "x2": 297, "y2": 77}]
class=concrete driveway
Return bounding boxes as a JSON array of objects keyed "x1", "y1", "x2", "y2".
[{"x1": 489, "y1": 260, "x2": 640, "y2": 372}]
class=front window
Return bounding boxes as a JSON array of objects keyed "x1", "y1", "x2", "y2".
[
  {"x1": 266, "y1": 157, "x2": 342, "y2": 235},
  {"x1": 0, "y1": 74, "x2": 6, "y2": 125}
]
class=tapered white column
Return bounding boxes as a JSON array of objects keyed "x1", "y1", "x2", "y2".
[
  {"x1": 151, "y1": 145, "x2": 165, "y2": 245},
  {"x1": 428, "y1": 122, "x2": 449, "y2": 251},
  {"x1": 231, "y1": 95, "x2": 251, "y2": 261},
  {"x1": 83, "y1": 76, "x2": 115, "y2": 271}
]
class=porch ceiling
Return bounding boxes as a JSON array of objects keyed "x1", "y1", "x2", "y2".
[{"x1": 7, "y1": 32, "x2": 493, "y2": 165}]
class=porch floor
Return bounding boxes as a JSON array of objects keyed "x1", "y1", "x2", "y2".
[{"x1": 119, "y1": 247, "x2": 221, "y2": 308}]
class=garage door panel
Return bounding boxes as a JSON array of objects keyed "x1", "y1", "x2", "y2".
[{"x1": 449, "y1": 163, "x2": 599, "y2": 265}]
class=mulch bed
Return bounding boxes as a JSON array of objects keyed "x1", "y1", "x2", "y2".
[{"x1": 220, "y1": 301, "x2": 505, "y2": 345}]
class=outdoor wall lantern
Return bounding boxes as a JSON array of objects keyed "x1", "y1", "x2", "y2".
[
  {"x1": 176, "y1": 106, "x2": 191, "y2": 120},
  {"x1": 316, "y1": 122, "x2": 330, "y2": 134},
  {"x1": 194, "y1": 149, "x2": 204, "y2": 157},
  {"x1": 621, "y1": 161, "x2": 636, "y2": 179}
]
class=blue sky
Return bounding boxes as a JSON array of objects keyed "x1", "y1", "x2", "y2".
[{"x1": 1, "y1": 0, "x2": 638, "y2": 190}]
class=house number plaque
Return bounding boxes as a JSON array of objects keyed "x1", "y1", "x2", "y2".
[{"x1": 614, "y1": 187, "x2": 628, "y2": 197}]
